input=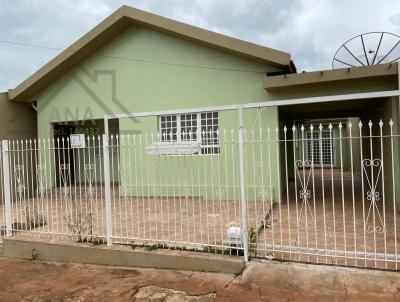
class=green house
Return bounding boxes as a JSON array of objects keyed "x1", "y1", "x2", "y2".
[{"x1": 4, "y1": 6, "x2": 400, "y2": 267}]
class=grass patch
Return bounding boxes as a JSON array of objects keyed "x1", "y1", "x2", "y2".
[{"x1": 77, "y1": 236, "x2": 105, "y2": 245}]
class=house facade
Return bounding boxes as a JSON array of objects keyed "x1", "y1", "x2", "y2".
[
  {"x1": 3, "y1": 5, "x2": 400, "y2": 269},
  {"x1": 8, "y1": 6, "x2": 400, "y2": 202},
  {"x1": 7, "y1": 6, "x2": 296, "y2": 202}
]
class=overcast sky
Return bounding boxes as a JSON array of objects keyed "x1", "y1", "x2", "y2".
[{"x1": 1, "y1": 0, "x2": 400, "y2": 91}]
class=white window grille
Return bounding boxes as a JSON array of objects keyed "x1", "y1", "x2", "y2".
[
  {"x1": 160, "y1": 115, "x2": 178, "y2": 142},
  {"x1": 306, "y1": 130, "x2": 336, "y2": 166},
  {"x1": 180, "y1": 113, "x2": 198, "y2": 142},
  {"x1": 200, "y1": 112, "x2": 219, "y2": 154},
  {"x1": 159, "y1": 112, "x2": 219, "y2": 154}
]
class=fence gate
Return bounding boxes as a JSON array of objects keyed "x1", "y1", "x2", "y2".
[{"x1": 247, "y1": 119, "x2": 400, "y2": 271}]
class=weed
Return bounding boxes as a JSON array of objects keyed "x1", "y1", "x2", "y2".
[
  {"x1": 64, "y1": 200, "x2": 94, "y2": 242},
  {"x1": 77, "y1": 236, "x2": 105, "y2": 245},
  {"x1": 248, "y1": 226, "x2": 258, "y2": 258}
]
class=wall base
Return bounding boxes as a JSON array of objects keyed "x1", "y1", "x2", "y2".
[{"x1": 2, "y1": 238, "x2": 244, "y2": 274}]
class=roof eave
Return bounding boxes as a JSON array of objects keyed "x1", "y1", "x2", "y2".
[{"x1": 264, "y1": 63, "x2": 398, "y2": 90}]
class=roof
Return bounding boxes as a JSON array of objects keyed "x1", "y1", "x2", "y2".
[
  {"x1": 264, "y1": 63, "x2": 398, "y2": 90},
  {"x1": 8, "y1": 5, "x2": 292, "y2": 102}
]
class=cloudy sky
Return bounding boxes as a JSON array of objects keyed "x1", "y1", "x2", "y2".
[{"x1": 1, "y1": 0, "x2": 400, "y2": 91}]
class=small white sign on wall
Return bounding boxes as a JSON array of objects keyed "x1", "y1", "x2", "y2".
[{"x1": 70, "y1": 134, "x2": 86, "y2": 148}]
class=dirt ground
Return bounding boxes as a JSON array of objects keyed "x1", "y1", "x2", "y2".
[{"x1": 0, "y1": 258, "x2": 399, "y2": 301}]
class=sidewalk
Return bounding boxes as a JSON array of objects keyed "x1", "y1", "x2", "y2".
[{"x1": 0, "y1": 257, "x2": 399, "y2": 301}]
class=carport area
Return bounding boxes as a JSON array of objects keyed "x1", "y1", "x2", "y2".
[{"x1": 261, "y1": 64, "x2": 400, "y2": 269}]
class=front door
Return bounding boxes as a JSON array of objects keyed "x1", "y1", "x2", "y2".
[{"x1": 53, "y1": 124, "x2": 76, "y2": 186}]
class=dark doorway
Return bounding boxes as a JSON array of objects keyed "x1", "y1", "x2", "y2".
[{"x1": 53, "y1": 124, "x2": 76, "y2": 186}]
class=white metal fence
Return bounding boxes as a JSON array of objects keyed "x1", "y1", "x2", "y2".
[
  {"x1": 1, "y1": 118, "x2": 400, "y2": 270},
  {"x1": 249, "y1": 119, "x2": 400, "y2": 270}
]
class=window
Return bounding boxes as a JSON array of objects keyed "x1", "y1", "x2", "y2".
[
  {"x1": 159, "y1": 112, "x2": 219, "y2": 154},
  {"x1": 180, "y1": 114, "x2": 197, "y2": 141},
  {"x1": 200, "y1": 112, "x2": 219, "y2": 154},
  {"x1": 306, "y1": 130, "x2": 336, "y2": 165},
  {"x1": 160, "y1": 115, "x2": 177, "y2": 142}
]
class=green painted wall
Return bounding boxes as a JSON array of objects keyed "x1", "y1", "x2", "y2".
[
  {"x1": 115, "y1": 107, "x2": 280, "y2": 202},
  {"x1": 35, "y1": 25, "x2": 282, "y2": 202},
  {"x1": 37, "y1": 26, "x2": 281, "y2": 137}
]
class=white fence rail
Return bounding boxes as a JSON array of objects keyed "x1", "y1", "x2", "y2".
[{"x1": 0, "y1": 119, "x2": 400, "y2": 270}]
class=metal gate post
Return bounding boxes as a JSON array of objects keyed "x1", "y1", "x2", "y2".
[
  {"x1": 1, "y1": 140, "x2": 12, "y2": 237},
  {"x1": 103, "y1": 131, "x2": 113, "y2": 247},
  {"x1": 238, "y1": 106, "x2": 249, "y2": 262}
]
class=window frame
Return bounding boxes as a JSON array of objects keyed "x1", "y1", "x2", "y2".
[
  {"x1": 305, "y1": 130, "x2": 336, "y2": 166},
  {"x1": 158, "y1": 112, "x2": 219, "y2": 155}
]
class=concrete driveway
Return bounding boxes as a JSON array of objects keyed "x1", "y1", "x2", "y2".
[{"x1": 0, "y1": 258, "x2": 399, "y2": 301}]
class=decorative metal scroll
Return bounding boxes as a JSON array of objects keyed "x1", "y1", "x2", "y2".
[
  {"x1": 59, "y1": 163, "x2": 70, "y2": 202},
  {"x1": 148, "y1": 161, "x2": 159, "y2": 197},
  {"x1": 36, "y1": 164, "x2": 48, "y2": 216},
  {"x1": 181, "y1": 187, "x2": 190, "y2": 198},
  {"x1": 254, "y1": 161, "x2": 270, "y2": 194},
  {"x1": 295, "y1": 160, "x2": 315, "y2": 229},
  {"x1": 120, "y1": 186, "x2": 129, "y2": 198},
  {"x1": 14, "y1": 165, "x2": 26, "y2": 216},
  {"x1": 215, "y1": 186, "x2": 225, "y2": 199},
  {"x1": 213, "y1": 162, "x2": 226, "y2": 199},
  {"x1": 181, "y1": 186, "x2": 193, "y2": 224},
  {"x1": 36, "y1": 164, "x2": 46, "y2": 199},
  {"x1": 84, "y1": 163, "x2": 96, "y2": 199},
  {"x1": 253, "y1": 160, "x2": 273, "y2": 229},
  {"x1": 178, "y1": 161, "x2": 193, "y2": 224},
  {"x1": 362, "y1": 159, "x2": 385, "y2": 234}
]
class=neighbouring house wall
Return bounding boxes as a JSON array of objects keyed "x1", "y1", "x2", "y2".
[
  {"x1": 0, "y1": 92, "x2": 36, "y2": 139},
  {"x1": 34, "y1": 25, "x2": 283, "y2": 202},
  {"x1": 0, "y1": 92, "x2": 37, "y2": 201}
]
